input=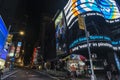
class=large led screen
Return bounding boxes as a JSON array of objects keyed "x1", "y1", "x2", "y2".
[
  {"x1": 98, "y1": 0, "x2": 120, "y2": 21},
  {"x1": 64, "y1": 0, "x2": 120, "y2": 27},
  {"x1": 0, "y1": 16, "x2": 8, "y2": 52},
  {"x1": 55, "y1": 11, "x2": 67, "y2": 55},
  {"x1": 69, "y1": 35, "x2": 120, "y2": 54}
]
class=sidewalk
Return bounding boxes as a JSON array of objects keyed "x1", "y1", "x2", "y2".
[
  {"x1": 1, "y1": 68, "x2": 18, "y2": 80},
  {"x1": 36, "y1": 69, "x2": 119, "y2": 80},
  {"x1": 37, "y1": 69, "x2": 120, "y2": 80},
  {"x1": 35, "y1": 69, "x2": 90, "y2": 80},
  {"x1": 46, "y1": 70, "x2": 67, "y2": 77}
]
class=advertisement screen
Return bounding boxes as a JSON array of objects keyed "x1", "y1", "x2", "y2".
[
  {"x1": 69, "y1": 35, "x2": 120, "y2": 54},
  {"x1": 55, "y1": 11, "x2": 67, "y2": 55},
  {"x1": 64, "y1": 0, "x2": 120, "y2": 27},
  {"x1": 0, "y1": 16, "x2": 8, "y2": 52},
  {"x1": 98, "y1": 0, "x2": 120, "y2": 20}
]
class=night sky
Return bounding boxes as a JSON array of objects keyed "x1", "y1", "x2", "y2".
[
  {"x1": 16, "y1": 0, "x2": 67, "y2": 64},
  {"x1": 0, "y1": 0, "x2": 67, "y2": 64}
]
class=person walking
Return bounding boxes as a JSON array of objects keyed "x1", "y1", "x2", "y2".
[
  {"x1": 103, "y1": 60, "x2": 112, "y2": 80},
  {"x1": 70, "y1": 65, "x2": 76, "y2": 80},
  {"x1": 105, "y1": 64, "x2": 112, "y2": 80}
]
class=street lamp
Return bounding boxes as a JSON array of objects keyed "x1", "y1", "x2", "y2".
[
  {"x1": 19, "y1": 31, "x2": 25, "y2": 36},
  {"x1": 8, "y1": 25, "x2": 25, "y2": 36},
  {"x1": 80, "y1": 16, "x2": 95, "y2": 80},
  {"x1": 9, "y1": 31, "x2": 25, "y2": 36}
]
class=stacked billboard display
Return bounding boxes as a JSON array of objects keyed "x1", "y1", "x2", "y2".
[
  {"x1": 55, "y1": 0, "x2": 120, "y2": 55},
  {"x1": 55, "y1": 0, "x2": 120, "y2": 72},
  {"x1": 63, "y1": 0, "x2": 120, "y2": 52}
]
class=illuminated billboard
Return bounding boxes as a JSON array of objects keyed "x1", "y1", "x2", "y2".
[
  {"x1": 0, "y1": 15, "x2": 8, "y2": 53},
  {"x1": 0, "y1": 49, "x2": 8, "y2": 60},
  {"x1": 15, "y1": 42, "x2": 22, "y2": 58},
  {"x1": 55, "y1": 11, "x2": 67, "y2": 55},
  {"x1": 98, "y1": 0, "x2": 120, "y2": 23},
  {"x1": 69, "y1": 35, "x2": 120, "y2": 54},
  {"x1": 8, "y1": 45, "x2": 15, "y2": 57},
  {"x1": 64, "y1": 0, "x2": 120, "y2": 28}
]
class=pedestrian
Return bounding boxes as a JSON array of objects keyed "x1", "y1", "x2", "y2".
[
  {"x1": 105, "y1": 63, "x2": 112, "y2": 80},
  {"x1": 103, "y1": 60, "x2": 112, "y2": 80},
  {"x1": 70, "y1": 64, "x2": 76, "y2": 80},
  {"x1": 111, "y1": 64, "x2": 119, "y2": 80},
  {"x1": 84, "y1": 65, "x2": 90, "y2": 77}
]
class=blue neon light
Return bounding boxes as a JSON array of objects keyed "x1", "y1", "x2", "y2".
[
  {"x1": 0, "y1": 16, "x2": 8, "y2": 37},
  {"x1": 69, "y1": 35, "x2": 111, "y2": 48},
  {"x1": 0, "y1": 16, "x2": 8, "y2": 52},
  {"x1": 0, "y1": 49, "x2": 8, "y2": 60}
]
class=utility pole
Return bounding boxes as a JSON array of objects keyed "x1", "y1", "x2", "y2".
[
  {"x1": 82, "y1": 16, "x2": 95, "y2": 80},
  {"x1": 8, "y1": 25, "x2": 11, "y2": 32}
]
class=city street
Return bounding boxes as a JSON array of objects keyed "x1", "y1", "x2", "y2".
[
  {"x1": 0, "y1": 1, "x2": 120, "y2": 80},
  {"x1": 1, "y1": 68, "x2": 120, "y2": 80},
  {"x1": 3, "y1": 68, "x2": 57, "y2": 80}
]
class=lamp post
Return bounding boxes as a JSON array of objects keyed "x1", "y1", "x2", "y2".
[{"x1": 82, "y1": 16, "x2": 95, "y2": 80}]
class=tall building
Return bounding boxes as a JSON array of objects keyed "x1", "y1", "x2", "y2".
[{"x1": 35, "y1": 15, "x2": 56, "y2": 62}]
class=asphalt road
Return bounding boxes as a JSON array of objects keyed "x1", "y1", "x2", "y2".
[
  {"x1": 4, "y1": 68, "x2": 57, "y2": 80},
  {"x1": 2, "y1": 68, "x2": 120, "y2": 80}
]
